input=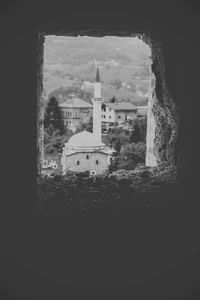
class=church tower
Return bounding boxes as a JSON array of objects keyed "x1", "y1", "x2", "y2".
[{"x1": 92, "y1": 67, "x2": 103, "y2": 144}]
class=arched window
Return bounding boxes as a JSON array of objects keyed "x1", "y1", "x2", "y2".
[
  {"x1": 86, "y1": 155, "x2": 89, "y2": 159},
  {"x1": 96, "y1": 160, "x2": 99, "y2": 165},
  {"x1": 77, "y1": 160, "x2": 80, "y2": 165}
]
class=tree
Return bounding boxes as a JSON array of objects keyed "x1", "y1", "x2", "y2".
[
  {"x1": 75, "y1": 117, "x2": 93, "y2": 134},
  {"x1": 129, "y1": 118, "x2": 147, "y2": 144},
  {"x1": 44, "y1": 97, "x2": 64, "y2": 134},
  {"x1": 110, "y1": 96, "x2": 117, "y2": 103},
  {"x1": 111, "y1": 142, "x2": 146, "y2": 171},
  {"x1": 44, "y1": 128, "x2": 73, "y2": 155},
  {"x1": 103, "y1": 127, "x2": 130, "y2": 152},
  {"x1": 129, "y1": 122, "x2": 141, "y2": 143}
]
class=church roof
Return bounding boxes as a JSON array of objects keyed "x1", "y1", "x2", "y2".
[
  {"x1": 65, "y1": 130, "x2": 105, "y2": 149},
  {"x1": 59, "y1": 98, "x2": 93, "y2": 108},
  {"x1": 104, "y1": 102, "x2": 137, "y2": 111}
]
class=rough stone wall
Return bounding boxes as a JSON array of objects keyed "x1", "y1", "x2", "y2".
[
  {"x1": 37, "y1": 11, "x2": 196, "y2": 184},
  {"x1": 144, "y1": 36, "x2": 179, "y2": 168},
  {"x1": 37, "y1": 33, "x2": 45, "y2": 175}
]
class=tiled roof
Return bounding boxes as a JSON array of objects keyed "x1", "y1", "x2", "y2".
[
  {"x1": 104, "y1": 102, "x2": 137, "y2": 111},
  {"x1": 59, "y1": 98, "x2": 93, "y2": 108}
]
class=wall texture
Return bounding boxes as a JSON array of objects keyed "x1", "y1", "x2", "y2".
[
  {"x1": 64, "y1": 151, "x2": 109, "y2": 173},
  {"x1": 36, "y1": 9, "x2": 200, "y2": 180}
]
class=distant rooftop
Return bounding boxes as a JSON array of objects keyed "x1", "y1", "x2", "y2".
[
  {"x1": 59, "y1": 98, "x2": 93, "y2": 108},
  {"x1": 104, "y1": 102, "x2": 137, "y2": 111}
]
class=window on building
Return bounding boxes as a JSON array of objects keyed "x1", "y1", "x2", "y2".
[
  {"x1": 104, "y1": 115, "x2": 106, "y2": 118},
  {"x1": 86, "y1": 155, "x2": 89, "y2": 159},
  {"x1": 109, "y1": 115, "x2": 111, "y2": 119},
  {"x1": 77, "y1": 160, "x2": 80, "y2": 165},
  {"x1": 118, "y1": 115, "x2": 121, "y2": 119},
  {"x1": 96, "y1": 160, "x2": 99, "y2": 165}
]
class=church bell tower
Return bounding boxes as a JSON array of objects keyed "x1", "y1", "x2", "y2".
[{"x1": 92, "y1": 67, "x2": 103, "y2": 144}]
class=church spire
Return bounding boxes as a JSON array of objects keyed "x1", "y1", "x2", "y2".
[{"x1": 96, "y1": 67, "x2": 100, "y2": 82}]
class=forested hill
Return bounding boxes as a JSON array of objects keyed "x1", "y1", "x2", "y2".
[{"x1": 44, "y1": 35, "x2": 151, "y2": 103}]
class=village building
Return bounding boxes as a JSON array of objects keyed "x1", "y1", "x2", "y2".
[
  {"x1": 61, "y1": 68, "x2": 115, "y2": 175},
  {"x1": 59, "y1": 98, "x2": 93, "y2": 133},
  {"x1": 101, "y1": 102, "x2": 138, "y2": 129}
]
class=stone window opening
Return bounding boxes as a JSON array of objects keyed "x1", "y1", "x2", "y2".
[
  {"x1": 37, "y1": 32, "x2": 179, "y2": 205},
  {"x1": 96, "y1": 160, "x2": 99, "y2": 165},
  {"x1": 86, "y1": 155, "x2": 89, "y2": 159},
  {"x1": 77, "y1": 160, "x2": 80, "y2": 165}
]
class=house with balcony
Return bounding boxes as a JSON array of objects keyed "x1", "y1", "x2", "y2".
[
  {"x1": 59, "y1": 98, "x2": 93, "y2": 133},
  {"x1": 101, "y1": 102, "x2": 138, "y2": 130}
]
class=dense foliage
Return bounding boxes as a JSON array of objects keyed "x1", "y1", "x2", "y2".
[
  {"x1": 44, "y1": 97, "x2": 73, "y2": 155},
  {"x1": 44, "y1": 97, "x2": 64, "y2": 133},
  {"x1": 102, "y1": 120, "x2": 147, "y2": 171},
  {"x1": 110, "y1": 142, "x2": 146, "y2": 171},
  {"x1": 44, "y1": 127, "x2": 73, "y2": 154}
]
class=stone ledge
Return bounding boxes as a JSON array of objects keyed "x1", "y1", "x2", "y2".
[{"x1": 37, "y1": 163, "x2": 180, "y2": 214}]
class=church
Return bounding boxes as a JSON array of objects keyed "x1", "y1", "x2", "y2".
[{"x1": 61, "y1": 68, "x2": 115, "y2": 175}]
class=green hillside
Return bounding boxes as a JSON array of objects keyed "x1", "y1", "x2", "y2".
[{"x1": 43, "y1": 35, "x2": 151, "y2": 103}]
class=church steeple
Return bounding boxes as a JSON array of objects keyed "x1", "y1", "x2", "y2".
[{"x1": 96, "y1": 67, "x2": 100, "y2": 82}]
